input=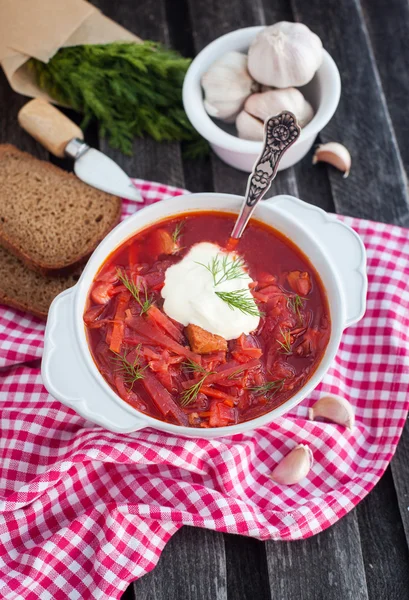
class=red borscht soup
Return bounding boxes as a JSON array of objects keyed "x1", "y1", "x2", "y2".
[{"x1": 84, "y1": 212, "x2": 330, "y2": 428}]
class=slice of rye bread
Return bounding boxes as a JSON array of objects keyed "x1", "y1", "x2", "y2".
[
  {"x1": 0, "y1": 245, "x2": 81, "y2": 319},
  {"x1": 0, "y1": 144, "x2": 122, "y2": 275}
]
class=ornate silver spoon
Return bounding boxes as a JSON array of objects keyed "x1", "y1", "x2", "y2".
[{"x1": 230, "y1": 111, "x2": 301, "y2": 240}]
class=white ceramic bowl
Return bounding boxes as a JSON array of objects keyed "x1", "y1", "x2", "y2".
[
  {"x1": 42, "y1": 194, "x2": 366, "y2": 438},
  {"x1": 183, "y1": 27, "x2": 341, "y2": 172}
]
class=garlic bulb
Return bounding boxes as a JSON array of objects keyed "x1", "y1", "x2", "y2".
[
  {"x1": 236, "y1": 110, "x2": 265, "y2": 141},
  {"x1": 270, "y1": 444, "x2": 313, "y2": 486},
  {"x1": 245, "y1": 88, "x2": 314, "y2": 128},
  {"x1": 201, "y1": 51, "x2": 258, "y2": 122},
  {"x1": 309, "y1": 395, "x2": 355, "y2": 429},
  {"x1": 313, "y1": 143, "x2": 351, "y2": 177},
  {"x1": 248, "y1": 22, "x2": 323, "y2": 88}
]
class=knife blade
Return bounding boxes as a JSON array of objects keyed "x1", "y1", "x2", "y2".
[{"x1": 18, "y1": 98, "x2": 143, "y2": 203}]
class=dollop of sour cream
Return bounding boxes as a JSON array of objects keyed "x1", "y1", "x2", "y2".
[{"x1": 161, "y1": 242, "x2": 260, "y2": 340}]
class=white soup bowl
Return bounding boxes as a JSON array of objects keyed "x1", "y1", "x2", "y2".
[{"x1": 42, "y1": 194, "x2": 366, "y2": 438}]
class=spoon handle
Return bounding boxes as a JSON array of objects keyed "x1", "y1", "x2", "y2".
[{"x1": 231, "y1": 111, "x2": 301, "y2": 239}]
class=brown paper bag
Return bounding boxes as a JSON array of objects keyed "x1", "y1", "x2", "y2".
[{"x1": 0, "y1": 0, "x2": 141, "y2": 102}]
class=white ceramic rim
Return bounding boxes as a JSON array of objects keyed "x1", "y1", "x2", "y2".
[
  {"x1": 64, "y1": 193, "x2": 362, "y2": 437},
  {"x1": 182, "y1": 26, "x2": 341, "y2": 153}
]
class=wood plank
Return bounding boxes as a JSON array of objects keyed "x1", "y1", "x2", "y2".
[
  {"x1": 91, "y1": 0, "x2": 185, "y2": 187},
  {"x1": 290, "y1": 0, "x2": 409, "y2": 581},
  {"x1": 0, "y1": 70, "x2": 47, "y2": 158},
  {"x1": 164, "y1": 0, "x2": 215, "y2": 194},
  {"x1": 188, "y1": 0, "x2": 265, "y2": 51},
  {"x1": 290, "y1": 0, "x2": 409, "y2": 224},
  {"x1": 89, "y1": 5, "x2": 228, "y2": 599},
  {"x1": 266, "y1": 511, "x2": 369, "y2": 600},
  {"x1": 360, "y1": 0, "x2": 409, "y2": 176},
  {"x1": 356, "y1": 466, "x2": 409, "y2": 600},
  {"x1": 131, "y1": 527, "x2": 227, "y2": 600},
  {"x1": 390, "y1": 421, "x2": 409, "y2": 545},
  {"x1": 360, "y1": 0, "x2": 409, "y2": 546},
  {"x1": 186, "y1": 0, "x2": 264, "y2": 196},
  {"x1": 186, "y1": 3, "x2": 367, "y2": 600},
  {"x1": 224, "y1": 535, "x2": 272, "y2": 600},
  {"x1": 249, "y1": 5, "x2": 366, "y2": 599}
]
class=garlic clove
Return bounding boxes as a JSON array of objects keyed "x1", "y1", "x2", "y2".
[
  {"x1": 236, "y1": 110, "x2": 264, "y2": 141},
  {"x1": 201, "y1": 51, "x2": 258, "y2": 122},
  {"x1": 312, "y1": 143, "x2": 351, "y2": 178},
  {"x1": 248, "y1": 22, "x2": 323, "y2": 88},
  {"x1": 309, "y1": 395, "x2": 355, "y2": 429},
  {"x1": 270, "y1": 444, "x2": 313, "y2": 485},
  {"x1": 245, "y1": 88, "x2": 314, "y2": 128}
]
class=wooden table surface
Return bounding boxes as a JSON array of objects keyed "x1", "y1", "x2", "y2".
[{"x1": 2, "y1": 0, "x2": 409, "y2": 598}]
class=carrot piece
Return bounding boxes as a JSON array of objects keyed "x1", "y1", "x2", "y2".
[
  {"x1": 147, "y1": 305, "x2": 184, "y2": 343},
  {"x1": 200, "y1": 386, "x2": 235, "y2": 403},
  {"x1": 287, "y1": 271, "x2": 312, "y2": 296},
  {"x1": 109, "y1": 293, "x2": 130, "y2": 353},
  {"x1": 150, "y1": 229, "x2": 176, "y2": 257},
  {"x1": 91, "y1": 282, "x2": 115, "y2": 305},
  {"x1": 208, "y1": 401, "x2": 236, "y2": 427}
]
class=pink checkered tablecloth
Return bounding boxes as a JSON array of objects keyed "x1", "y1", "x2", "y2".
[{"x1": 1, "y1": 179, "x2": 409, "y2": 600}]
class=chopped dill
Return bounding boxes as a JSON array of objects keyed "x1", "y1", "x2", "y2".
[
  {"x1": 248, "y1": 378, "x2": 286, "y2": 398},
  {"x1": 277, "y1": 327, "x2": 292, "y2": 355},
  {"x1": 171, "y1": 221, "x2": 184, "y2": 245},
  {"x1": 180, "y1": 361, "x2": 215, "y2": 407},
  {"x1": 117, "y1": 268, "x2": 153, "y2": 315},
  {"x1": 215, "y1": 289, "x2": 262, "y2": 318},
  {"x1": 196, "y1": 254, "x2": 247, "y2": 287},
  {"x1": 287, "y1": 294, "x2": 306, "y2": 322},
  {"x1": 112, "y1": 347, "x2": 146, "y2": 390}
]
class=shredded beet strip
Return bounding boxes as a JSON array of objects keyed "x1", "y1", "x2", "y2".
[
  {"x1": 205, "y1": 359, "x2": 261, "y2": 384},
  {"x1": 147, "y1": 305, "x2": 184, "y2": 344},
  {"x1": 126, "y1": 315, "x2": 200, "y2": 362},
  {"x1": 142, "y1": 369, "x2": 188, "y2": 426}
]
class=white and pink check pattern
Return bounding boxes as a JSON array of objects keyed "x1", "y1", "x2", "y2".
[{"x1": 1, "y1": 179, "x2": 409, "y2": 600}]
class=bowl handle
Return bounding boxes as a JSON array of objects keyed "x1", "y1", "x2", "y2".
[
  {"x1": 265, "y1": 195, "x2": 367, "y2": 328},
  {"x1": 42, "y1": 288, "x2": 148, "y2": 433}
]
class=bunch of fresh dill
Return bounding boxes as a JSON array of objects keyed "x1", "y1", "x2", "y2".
[{"x1": 28, "y1": 41, "x2": 208, "y2": 158}]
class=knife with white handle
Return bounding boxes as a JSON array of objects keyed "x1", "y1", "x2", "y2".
[{"x1": 17, "y1": 98, "x2": 142, "y2": 203}]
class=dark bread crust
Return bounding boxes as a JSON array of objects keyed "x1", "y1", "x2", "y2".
[
  {"x1": 0, "y1": 144, "x2": 122, "y2": 275},
  {"x1": 0, "y1": 292, "x2": 48, "y2": 320},
  {"x1": 0, "y1": 245, "x2": 82, "y2": 319}
]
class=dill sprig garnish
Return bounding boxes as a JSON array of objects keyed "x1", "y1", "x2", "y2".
[
  {"x1": 248, "y1": 378, "x2": 286, "y2": 398},
  {"x1": 215, "y1": 290, "x2": 262, "y2": 318},
  {"x1": 196, "y1": 254, "x2": 261, "y2": 317},
  {"x1": 196, "y1": 254, "x2": 247, "y2": 287},
  {"x1": 277, "y1": 327, "x2": 292, "y2": 355},
  {"x1": 180, "y1": 361, "x2": 215, "y2": 407},
  {"x1": 287, "y1": 295, "x2": 306, "y2": 322},
  {"x1": 171, "y1": 221, "x2": 184, "y2": 245},
  {"x1": 28, "y1": 42, "x2": 209, "y2": 158},
  {"x1": 180, "y1": 374, "x2": 209, "y2": 407},
  {"x1": 227, "y1": 366, "x2": 248, "y2": 380},
  {"x1": 183, "y1": 359, "x2": 208, "y2": 375},
  {"x1": 117, "y1": 268, "x2": 153, "y2": 315},
  {"x1": 112, "y1": 347, "x2": 146, "y2": 390}
]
